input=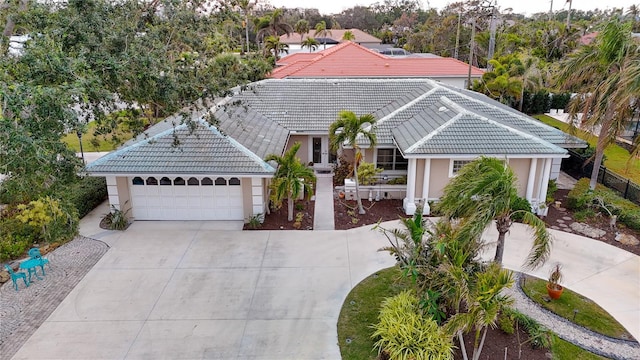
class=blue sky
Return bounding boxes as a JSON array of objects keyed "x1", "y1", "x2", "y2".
[{"x1": 267, "y1": 0, "x2": 636, "y2": 16}]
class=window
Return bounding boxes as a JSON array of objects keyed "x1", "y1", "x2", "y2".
[
  {"x1": 201, "y1": 177, "x2": 213, "y2": 186},
  {"x1": 160, "y1": 177, "x2": 172, "y2": 185},
  {"x1": 376, "y1": 148, "x2": 408, "y2": 170},
  {"x1": 450, "y1": 159, "x2": 474, "y2": 177},
  {"x1": 146, "y1": 177, "x2": 158, "y2": 185},
  {"x1": 173, "y1": 177, "x2": 185, "y2": 186},
  {"x1": 132, "y1": 177, "x2": 144, "y2": 185},
  {"x1": 187, "y1": 177, "x2": 199, "y2": 185},
  {"x1": 215, "y1": 177, "x2": 227, "y2": 186},
  {"x1": 229, "y1": 177, "x2": 241, "y2": 186}
]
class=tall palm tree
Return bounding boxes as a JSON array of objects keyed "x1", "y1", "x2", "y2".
[
  {"x1": 263, "y1": 35, "x2": 288, "y2": 60},
  {"x1": 314, "y1": 20, "x2": 332, "y2": 49},
  {"x1": 265, "y1": 142, "x2": 316, "y2": 222},
  {"x1": 436, "y1": 157, "x2": 552, "y2": 269},
  {"x1": 341, "y1": 30, "x2": 355, "y2": 41},
  {"x1": 234, "y1": 0, "x2": 254, "y2": 54},
  {"x1": 294, "y1": 19, "x2": 309, "y2": 43},
  {"x1": 329, "y1": 111, "x2": 376, "y2": 215},
  {"x1": 256, "y1": 8, "x2": 293, "y2": 41},
  {"x1": 556, "y1": 19, "x2": 640, "y2": 190},
  {"x1": 301, "y1": 37, "x2": 319, "y2": 52}
]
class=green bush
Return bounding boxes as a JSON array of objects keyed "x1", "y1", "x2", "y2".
[
  {"x1": 65, "y1": 176, "x2": 107, "y2": 218},
  {"x1": 357, "y1": 161, "x2": 383, "y2": 185},
  {"x1": 510, "y1": 196, "x2": 532, "y2": 222},
  {"x1": 372, "y1": 290, "x2": 453, "y2": 360},
  {"x1": 333, "y1": 155, "x2": 353, "y2": 187},
  {"x1": 567, "y1": 178, "x2": 640, "y2": 230}
]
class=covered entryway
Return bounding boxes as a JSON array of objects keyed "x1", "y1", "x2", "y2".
[{"x1": 129, "y1": 176, "x2": 243, "y2": 220}]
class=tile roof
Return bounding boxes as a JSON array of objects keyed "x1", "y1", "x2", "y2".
[
  {"x1": 86, "y1": 119, "x2": 276, "y2": 175},
  {"x1": 280, "y1": 29, "x2": 381, "y2": 44},
  {"x1": 270, "y1": 41, "x2": 484, "y2": 79}
]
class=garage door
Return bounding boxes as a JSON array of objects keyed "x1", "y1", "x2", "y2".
[{"x1": 129, "y1": 176, "x2": 244, "y2": 220}]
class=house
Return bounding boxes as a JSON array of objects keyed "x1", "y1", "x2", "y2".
[
  {"x1": 280, "y1": 28, "x2": 382, "y2": 51},
  {"x1": 85, "y1": 78, "x2": 585, "y2": 222},
  {"x1": 272, "y1": 41, "x2": 484, "y2": 89}
]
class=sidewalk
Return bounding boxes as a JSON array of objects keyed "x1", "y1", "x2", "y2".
[{"x1": 313, "y1": 173, "x2": 335, "y2": 230}]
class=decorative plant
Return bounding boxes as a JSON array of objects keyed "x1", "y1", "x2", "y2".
[
  {"x1": 246, "y1": 213, "x2": 263, "y2": 229},
  {"x1": 548, "y1": 263, "x2": 563, "y2": 291},
  {"x1": 103, "y1": 205, "x2": 131, "y2": 230},
  {"x1": 357, "y1": 161, "x2": 383, "y2": 185}
]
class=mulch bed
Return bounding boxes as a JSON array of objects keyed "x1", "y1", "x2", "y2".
[
  {"x1": 244, "y1": 199, "x2": 315, "y2": 230},
  {"x1": 333, "y1": 199, "x2": 404, "y2": 230},
  {"x1": 544, "y1": 189, "x2": 640, "y2": 256},
  {"x1": 453, "y1": 325, "x2": 551, "y2": 360}
]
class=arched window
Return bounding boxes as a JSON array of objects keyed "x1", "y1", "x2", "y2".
[
  {"x1": 174, "y1": 177, "x2": 185, "y2": 185},
  {"x1": 160, "y1": 177, "x2": 172, "y2": 185},
  {"x1": 146, "y1": 177, "x2": 158, "y2": 185},
  {"x1": 132, "y1": 177, "x2": 144, "y2": 185},
  {"x1": 201, "y1": 177, "x2": 213, "y2": 186},
  {"x1": 229, "y1": 177, "x2": 241, "y2": 186},
  {"x1": 187, "y1": 177, "x2": 199, "y2": 185},
  {"x1": 215, "y1": 177, "x2": 227, "y2": 186}
]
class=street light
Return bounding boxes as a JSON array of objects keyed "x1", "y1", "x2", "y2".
[{"x1": 77, "y1": 130, "x2": 85, "y2": 164}]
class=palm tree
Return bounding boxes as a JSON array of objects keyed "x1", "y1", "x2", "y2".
[
  {"x1": 314, "y1": 20, "x2": 332, "y2": 49},
  {"x1": 234, "y1": 0, "x2": 254, "y2": 54},
  {"x1": 329, "y1": 111, "x2": 376, "y2": 215},
  {"x1": 265, "y1": 142, "x2": 316, "y2": 222},
  {"x1": 436, "y1": 157, "x2": 552, "y2": 269},
  {"x1": 445, "y1": 263, "x2": 514, "y2": 360},
  {"x1": 342, "y1": 30, "x2": 355, "y2": 41},
  {"x1": 301, "y1": 37, "x2": 319, "y2": 52},
  {"x1": 294, "y1": 19, "x2": 309, "y2": 43},
  {"x1": 256, "y1": 8, "x2": 293, "y2": 41},
  {"x1": 517, "y1": 52, "x2": 545, "y2": 112},
  {"x1": 556, "y1": 19, "x2": 640, "y2": 190},
  {"x1": 263, "y1": 35, "x2": 289, "y2": 60}
]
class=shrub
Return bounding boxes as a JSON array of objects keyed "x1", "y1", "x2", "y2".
[
  {"x1": 102, "y1": 205, "x2": 130, "y2": 230},
  {"x1": 333, "y1": 155, "x2": 353, "y2": 186},
  {"x1": 387, "y1": 176, "x2": 407, "y2": 185},
  {"x1": 66, "y1": 177, "x2": 108, "y2": 218},
  {"x1": 357, "y1": 161, "x2": 383, "y2": 185},
  {"x1": 510, "y1": 196, "x2": 532, "y2": 222},
  {"x1": 372, "y1": 290, "x2": 453, "y2": 360},
  {"x1": 16, "y1": 196, "x2": 78, "y2": 243},
  {"x1": 567, "y1": 178, "x2": 640, "y2": 230},
  {"x1": 546, "y1": 179, "x2": 558, "y2": 204}
]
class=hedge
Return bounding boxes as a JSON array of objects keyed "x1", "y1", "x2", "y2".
[
  {"x1": 567, "y1": 178, "x2": 640, "y2": 230},
  {"x1": 66, "y1": 176, "x2": 108, "y2": 218}
]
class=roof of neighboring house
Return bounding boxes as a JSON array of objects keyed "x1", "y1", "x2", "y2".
[
  {"x1": 88, "y1": 78, "x2": 586, "y2": 175},
  {"x1": 280, "y1": 29, "x2": 381, "y2": 44},
  {"x1": 86, "y1": 119, "x2": 276, "y2": 175},
  {"x1": 271, "y1": 41, "x2": 484, "y2": 79}
]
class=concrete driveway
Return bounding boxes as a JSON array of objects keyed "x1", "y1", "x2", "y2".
[{"x1": 11, "y1": 221, "x2": 396, "y2": 360}]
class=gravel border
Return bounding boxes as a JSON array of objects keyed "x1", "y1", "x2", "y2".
[
  {"x1": 509, "y1": 273, "x2": 640, "y2": 360},
  {"x1": 0, "y1": 236, "x2": 109, "y2": 360}
]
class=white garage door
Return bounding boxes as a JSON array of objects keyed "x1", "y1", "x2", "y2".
[{"x1": 129, "y1": 176, "x2": 244, "y2": 220}]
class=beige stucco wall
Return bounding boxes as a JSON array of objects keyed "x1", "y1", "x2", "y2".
[
  {"x1": 508, "y1": 158, "x2": 531, "y2": 198},
  {"x1": 116, "y1": 177, "x2": 132, "y2": 214},
  {"x1": 429, "y1": 159, "x2": 451, "y2": 198},
  {"x1": 288, "y1": 135, "x2": 310, "y2": 164}
]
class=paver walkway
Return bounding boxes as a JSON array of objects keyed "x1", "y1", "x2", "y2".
[
  {"x1": 313, "y1": 173, "x2": 335, "y2": 230},
  {"x1": 0, "y1": 236, "x2": 109, "y2": 360}
]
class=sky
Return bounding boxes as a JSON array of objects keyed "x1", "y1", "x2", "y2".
[{"x1": 266, "y1": 0, "x2": 636, "y2": 16}]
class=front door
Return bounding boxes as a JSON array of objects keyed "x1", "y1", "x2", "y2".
[
  {"x1": 313, "y1": 137, "x2": 322, "y2": 164},
  {"x1": 312, "y1": 137, "x2": 334, "y2": 167}
]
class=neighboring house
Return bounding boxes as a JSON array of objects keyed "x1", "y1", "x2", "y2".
[
  {"x1": 273, "y1": 41, "x2": 484, "y2": 88},
  {"x1": 86, "y1": 78, "x2": 586, "y2": 221},
  {"x1": 281, "y1": 28, "x2": 382, "y2": 50}
]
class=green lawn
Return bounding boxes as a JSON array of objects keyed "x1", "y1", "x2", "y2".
[
  {"x1": 61, "y1": 121, "x2": 134, "y2": 152},
  {"x1": 534, "y1": 114, "x2": 640, "y2": 184},
  {"x1": 521, "y1": 275, "x2": 633, "y2": 340},
  {"x1": 338, "y1": 267, "x2": 613, "y2": 360}
]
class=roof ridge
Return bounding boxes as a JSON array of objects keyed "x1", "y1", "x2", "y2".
[
  {"x1": 371, "y1": 84, "x2": 439, "y2": 130},
  {"x1": 405, "y1": 107, "x2": 464, "y2": 154}
]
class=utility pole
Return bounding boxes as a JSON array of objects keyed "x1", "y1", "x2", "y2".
[
  {"x1": 454, "y1": 11, "x2": 462, "y2": 60},
  {"x1": 549, "y1": 0, "x2": 554, "y2": 21},
  {"x1": 487, "y1": 4, "x2": 497, "y2": 70},
  {"x1": 467, "y1": 17, "x2": 476, "y2": 90},
  {"x1": 566, "y1": 0, "x2": 573, "y2": 28}
]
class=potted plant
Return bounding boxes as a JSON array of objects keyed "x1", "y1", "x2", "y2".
[{"x1": 546, "y1": 263, "x2": 564, "y2": 300}]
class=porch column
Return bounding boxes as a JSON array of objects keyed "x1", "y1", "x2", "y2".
[
  {"x1": 422, "y1": 159, "x2": 431, "y2": 215},
  {"x1": 404, "y1": 158, "x2": 417, "y2": 215},
  {"x1": 537, "y1": 158, "x2": 552, "y2": 216},
  {"x1": 526, "y1": 158, "x2": 538, "y2": 208}
]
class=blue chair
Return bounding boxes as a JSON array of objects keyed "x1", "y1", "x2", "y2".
[
  {"x1": 4, "y1": 264, "x2": 29, "y2": 291},
  {"x1": 28, "y1": 248, "x2": 49, "y2": 276}
]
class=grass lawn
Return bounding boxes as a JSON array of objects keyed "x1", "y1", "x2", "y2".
[
  {"x1": 534, "y1": 114, "x2": 640, "y2": 184},
  {"x1": 520, "y1": 275, "x2": 633, "y2": 340},
  {"x1": 61, "y1": 121, "x2": 134, "y2": 152},
  {"x1": 338, "y1": 267, "x2": 612, "y2": 360}
]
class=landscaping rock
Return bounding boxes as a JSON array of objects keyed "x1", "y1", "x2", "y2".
[
  {"x1": 615, "y1": 233, "x2": 640, "y2": 246},
  {"x1": 0, "y1": 271, "x2": 8, "y2": 283},
  {"x1": 570, "y1": 222, "x2": 607, "y2": 238}
]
